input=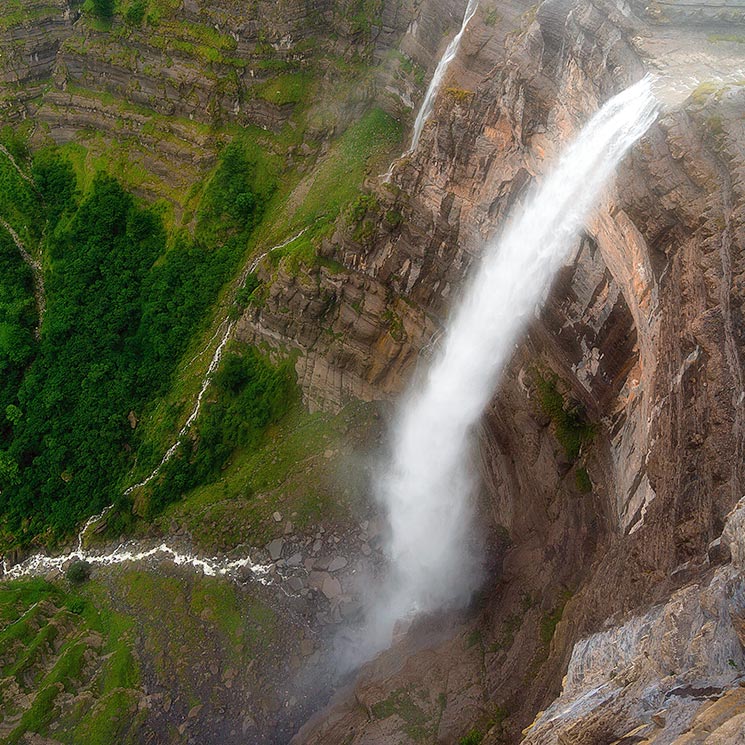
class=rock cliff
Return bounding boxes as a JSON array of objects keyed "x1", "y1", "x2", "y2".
[
  {"x1": 240, "y1": 0, "x2": 745, "y2": 742},
  {"x1": 2, "y1": 0, "x2": 745, "y2": 742}
]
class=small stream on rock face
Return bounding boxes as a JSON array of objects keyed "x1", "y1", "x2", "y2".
[
  {"x1": 352, "y1": 77, "x2": 660, "y2": 665},
  {"x1": 382, "y1": 0, "x2": 479, "y2": 181},
  {"x1": 409, "y1": 0, "x2": 479, "y2": 153}
]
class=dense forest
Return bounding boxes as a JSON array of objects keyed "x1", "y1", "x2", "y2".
[{"x1": 0, "y1": 134, "x2": 292, "y2": 548}]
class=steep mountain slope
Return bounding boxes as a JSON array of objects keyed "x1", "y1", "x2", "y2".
[{"x1": 0, "y1": 0, "x2": 744, "y2": 743}]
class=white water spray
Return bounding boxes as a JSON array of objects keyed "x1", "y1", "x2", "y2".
[
  {"x1": 361, "y1": 78, "x2": 659, "y2": 659},
  {"x1": 408, "y1": 0, "x2": 479, "y2": 154}
]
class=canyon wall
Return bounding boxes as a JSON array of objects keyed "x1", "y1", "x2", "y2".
[
  {"x1": 240, "y1": 0, "x2": 745, "y2": 741},
  {"x1": 2, "y1": 0, "x2": 744, "y2": 741}
]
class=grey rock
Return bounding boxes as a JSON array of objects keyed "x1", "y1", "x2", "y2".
[
  {"x1": 267, "y1": 538, "x2": 285, "y2": 561},
  {"x1": 322, "y1": 575, "x2": 342, "y2": 600},
  {"x1": 327, "y1": 556, "x2": 348, "y2": 572},
  {"x1": 308, "y1": 570, "x2": 329, "y2": 590},
  {"x1": 287, "y1": 552, "x2": 303, "y2": 566},
  {"x1": 287, "y1": 576, "x2": 305, "y2": 592}
]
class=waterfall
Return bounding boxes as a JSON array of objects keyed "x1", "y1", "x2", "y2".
[
  {"x1": 358, "y1": 78, "x2": 659, "y2": 661},
  {"x1": 408, "y1": 0, "x2": 479, "y2": 153}
]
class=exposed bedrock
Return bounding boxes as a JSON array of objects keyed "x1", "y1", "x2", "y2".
[{"x1": 239, "y1": 0, "x2": 745, "y2": 742}]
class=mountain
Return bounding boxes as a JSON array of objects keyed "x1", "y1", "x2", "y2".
[{"x1": 1, "y1": 1, "x2": 744, "y2": 743}]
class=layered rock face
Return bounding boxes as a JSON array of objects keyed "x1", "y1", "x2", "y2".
[
  {"x1": 0, "y1": 0, "x2": 465, "y2": 209},
  {"x1": 236, "y1": 0, "x2": 745, "y2": 742},
  {"x1": 4, "y1": 0, "x2": 744, "y2": 741}
]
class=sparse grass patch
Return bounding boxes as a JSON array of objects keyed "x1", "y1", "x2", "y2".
[
  {"x1": 575, "y1": 466, "x2": 592, "y2": 493},
  {"x1": 158, "y1": 400, "x2": 378, "y2": 551},
  {"x1": 540, "y1": 588, "x2": 573, "y2": 645},
  {"x1": 532, "y1": 370, "x2": 594, "y2": 461},
  {"x1": 0, "y1": 579, "x2": 143, "y2": 744},
  {"x1": 371, "y1": 686, "x2": 433, "y2": 741},
  {"x1": 252, "y1": 73, "x2": 313, "y2": 106}
]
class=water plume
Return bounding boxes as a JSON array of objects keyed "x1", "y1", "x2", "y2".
[{"x1": 357, "y1": 77, "x2": 659, "y2": 663}]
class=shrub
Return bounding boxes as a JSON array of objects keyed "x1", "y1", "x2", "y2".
[
  {"x1": 91, "y1": 0, "x2": 115, "y2": 20},
  {"x1": 66, "y1": 560, "x2": 91, "y2": 584},
  {"x1": 533, "y1": 371, "x2": 594, "y2": 461},
  {"x1": 125, "y1": 0, "x2": 147, "y2": 24}
]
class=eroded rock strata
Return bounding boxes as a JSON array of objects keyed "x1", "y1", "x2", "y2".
[
  {"x1": 246, "y1": 1, "x2": 745, "y2": 742},
  {"x1": 1, "y1": 0, "x2": 744, "y2": 742}
]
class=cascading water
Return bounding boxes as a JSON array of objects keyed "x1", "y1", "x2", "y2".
[
  {"x1": 408, "y1": 0, "x2": 479, "y2": 154},
  {"x1": 357, "y1": 77, "x2": 659, "y2": 662}
]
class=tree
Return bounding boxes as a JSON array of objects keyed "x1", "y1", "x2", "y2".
[
  {"x1": 66, "y1": 560, "x2": 91, "y2": 584},
  {"x1": 91, "y1": 0, "x2": 115, "y2": 20}
]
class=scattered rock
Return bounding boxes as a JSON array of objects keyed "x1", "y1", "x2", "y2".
[
  {"x1": 272, "y1": 511, "x2": 282, "y2": 522},
  {"x1": 284, "y1": 521, "x2": 294, "y2": 535},
  {"x1": 267, "y1": 538, "x2": 285, "y2": 561},
  {"x1": 327, "y1": 556, "x2": 348, "y2": 572},
  {"x1": 187, "y1": 704, "x2": 203, "y2": 719},
  {"x1": 308, "y1": 571, "x2": 329, "y2": 591},
  {"x1": 361, "y1": 543, "x2": 372, "y2": 556},
  {"x1": 287, "y1": 576, "x2": 305, "y2": 592},
  {"x1": 287, "y1": 552, "x2": 303, "y2": 566},
  {"x1": 300, "y1": 639, "x2": 315, "y2": 656},
  {"x1": 321, "y1": 575, "x2": 342, "y2": 600},
  {"x1": 314, "y1": 556, "x2": 331, "y2": 570}
]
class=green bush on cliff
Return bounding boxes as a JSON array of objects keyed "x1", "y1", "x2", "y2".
[
  {"x1": 125, "y1": 0, "x2": 147, "y2": 25},
  {"x1": 89, "y1": 0, "x2": 115, "y2": 20},
  {"x1": 533, "y1": 371, "x2": 594, "y2": 461}
]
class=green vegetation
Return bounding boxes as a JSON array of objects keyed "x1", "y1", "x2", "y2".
[
  {"x1": 142, "y1": 343, "x2": 295, "y2": 517},
  {"x1": 0, "y1": 579, "x2": 143, "y2": 744},
  {"x1": 371, "y1": 686, "x2": 433, "y2": 741},
  {"x1": 533, "y1": 370, "x2": 594, "y2": 461},
  {"x1": 540, "y1": 589, "x2": 573, "y2": 645},
  {"x1": 124, "y1": 0, "x2": 148, "y2": 25},
  {"x1": 462, "y1": 705, "x2": 510, "y2": 744},
  {"x1": 156, "y1": 400, "x2": 378, "y2": 551},
  {"x1": 65, "y1": 560, "x2": 91, "y2": 584},
  {"x1": 91, "y1": 0, "x2": 115, "y2": 20},
  {"x1": 258, "y1": 107, "x2": 401, "y2": 271},
  {"x1": 108, "y1": 570, "x2": 275, "y2": 698},
  {"x1": 0, "y1": 134, "x2": 275, "y2": 548},
  {"x1": 708, "y1": 33, "x2": 745, "y2": 44},
  {"x1": 575, "y1": 466, "x2": 592, "y2": 493}
]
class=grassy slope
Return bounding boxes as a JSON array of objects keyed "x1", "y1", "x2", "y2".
[
  {"x1": 0, "y1": 571, "x2": 280, "y2": 744},
  {"x1": 155, "y1": 400, "x2": 381, "y2": 552},
  {"x1": 0, "y1": 579, "x2": 143, "y2": 744}
]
